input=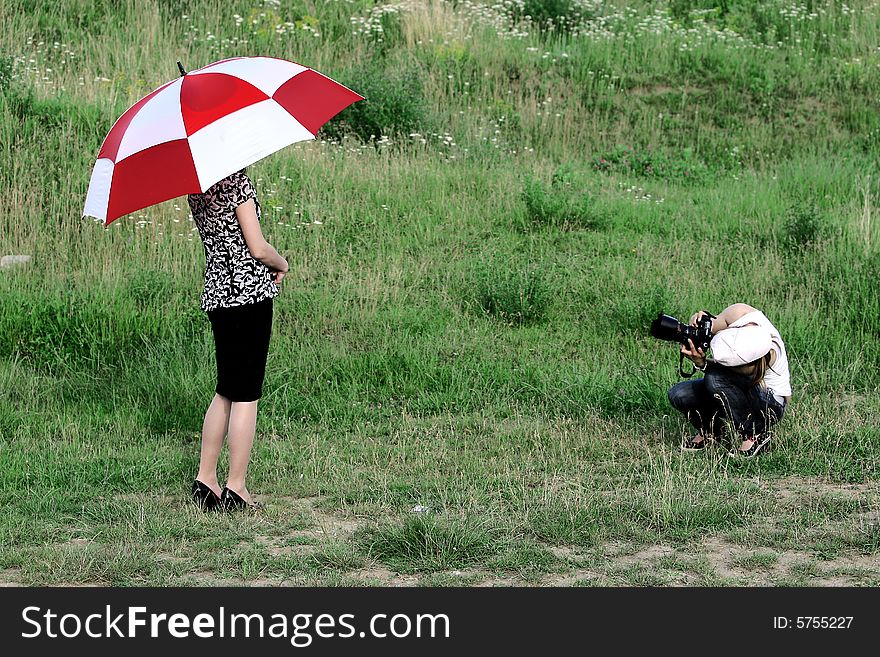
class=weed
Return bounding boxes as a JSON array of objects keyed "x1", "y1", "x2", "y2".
[
  {"x1": 467, "y1": 259, "x2": 550, "y2": 326},
  {"x1": 782, "y1": 201, "x2": 826, "y2": 251},
  {"x1": 0, "y1": 55, "x2": 13, "y2": 91},
  {"x1": 520, "y1": 173, "x2": 603, "y2": 230},
  {"x1": 359, "y1": 515, "x2": 502, "y2": 572},
  {"x1": 594, "y1": 145, "x2": 713, "y2": 185},
  {"x1": 322, "y1": 61, "x2": 427, "y2": 143}
]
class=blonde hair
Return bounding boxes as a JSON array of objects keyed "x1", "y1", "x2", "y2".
[{"x1": 747, "y1": 351, "x2": 772, "y2": 387}]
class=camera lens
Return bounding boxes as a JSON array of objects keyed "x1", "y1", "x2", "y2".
[{"x1": 651, "y1": 314, "x2": 684, "y2": 342}]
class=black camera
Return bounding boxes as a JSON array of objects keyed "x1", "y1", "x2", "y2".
[
  {"x1": 650, "y1": 313, "x2": 713, "y2": 351},
  {"x1": 651, "y1": 312, "x2": 715, "y2": 377}
]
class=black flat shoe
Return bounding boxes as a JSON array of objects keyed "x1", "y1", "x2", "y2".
[
  {"x1": 220, "y1": 487, "x2": 262, "y2": 511},
  {"x1": 192, "y1": 480, "x2": 221, "y2": 511}
]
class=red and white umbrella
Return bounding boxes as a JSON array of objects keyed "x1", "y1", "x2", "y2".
[{"x1": 83, "y1": 56, "x2": 362, "y2": 226}]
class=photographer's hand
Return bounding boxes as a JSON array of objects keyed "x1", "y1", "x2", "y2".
[
  {"x1": 680, "y1": 339, "x2": 706, "y2": 369},
  {"x1": 689, "y1": 310, "x2": 709, "y2": 327}
]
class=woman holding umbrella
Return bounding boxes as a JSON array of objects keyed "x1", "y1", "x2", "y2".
[
  {"x1": 189, "y1": 169, "x2": 288, "y2": 511},
  {"x1": 83, "y1": 57, "x2": 362, "y2": 511}
]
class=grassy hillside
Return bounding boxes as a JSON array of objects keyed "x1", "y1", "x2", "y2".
[{"x1": 0, "y1": 0, "x2": 878, "y2": 585}]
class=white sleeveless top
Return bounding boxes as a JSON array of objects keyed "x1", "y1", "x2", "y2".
[{"x1": 728, "y1": 310, "x2": 792, "y2": 398}]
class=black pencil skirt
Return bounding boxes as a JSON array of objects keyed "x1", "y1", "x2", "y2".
[{"x1": 207, "y1": 297, "x2": 273, "y2": 402}]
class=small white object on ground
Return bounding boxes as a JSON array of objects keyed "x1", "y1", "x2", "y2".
[
  {"x1": 410, "y1": 505, "x2": 430, "y2": 514},
  {"x1": 0, "y1": 255, "x2": 32, "y2": 268}
]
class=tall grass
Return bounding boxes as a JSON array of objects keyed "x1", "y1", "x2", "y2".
[{"x1": 1, "y1": 0, "x2": 878, "y2": 584}]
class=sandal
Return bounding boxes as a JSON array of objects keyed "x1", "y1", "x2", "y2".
[
  {"x1": 729, "y1": 434, "x2": 771, "y2": 459},
  {"x1": 681, "y1": 433, "x2": 713, "y2": 452}
]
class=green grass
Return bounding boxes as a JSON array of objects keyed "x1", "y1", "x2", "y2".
[{"x1": 0, "y1": 0, "x2": 878, "y2": 586}]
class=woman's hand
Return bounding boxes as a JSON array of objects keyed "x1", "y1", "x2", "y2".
[
  {"x1": 689, "y1": 310, "x2": 710, "y2": 327},
  {"x1": 272, "y1": 257, "x2": 289, "y2": 285},
  {"x1": 236, "y1": 201, "x2": 289, "y2": 274},
  {"x1": 680, "y1": 338, "x2": 706, "y2": 368}
]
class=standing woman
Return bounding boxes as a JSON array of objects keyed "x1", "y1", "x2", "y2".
[{"x1": 187, "y1": 169, "x2": 289, "y2": 511}]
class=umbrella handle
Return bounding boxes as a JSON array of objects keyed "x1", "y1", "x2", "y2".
[{"x1": 177, "y1": 61, "x2": 186, "y2": 77}]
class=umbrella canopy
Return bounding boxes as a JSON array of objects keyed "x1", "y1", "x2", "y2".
[{"x1": 83, "y1": 56, "x2": 362, "y2": 225}]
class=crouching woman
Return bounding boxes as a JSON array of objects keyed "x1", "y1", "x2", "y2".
[{"x1": 667, "y1": 303, "x2": 792, "y2": 457}]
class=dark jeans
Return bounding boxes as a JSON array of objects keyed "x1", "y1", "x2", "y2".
[{"x1": 667, "y1": 365, "x2": 786, "y2": 439}]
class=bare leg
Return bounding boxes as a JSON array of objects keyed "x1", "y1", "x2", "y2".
[
  {"x1": 196, "y1": 393, "x2": 231, "y2": 497},
  {"x1": 225, "y1": 400, "x2": 258, "y2": 504}
]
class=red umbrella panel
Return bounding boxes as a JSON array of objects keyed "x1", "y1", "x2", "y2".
[{"x1": 83, "y1": 56, "x2": 362, "y2": 225}]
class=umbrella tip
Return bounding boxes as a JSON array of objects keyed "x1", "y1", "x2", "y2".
[{"x1": 177, "y1": 61, "x2": 186, "y2": 77}]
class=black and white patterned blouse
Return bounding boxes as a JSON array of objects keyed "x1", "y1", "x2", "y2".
[{"x1": 187, "y1": 171, "x2": 279, "y2": 311}]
